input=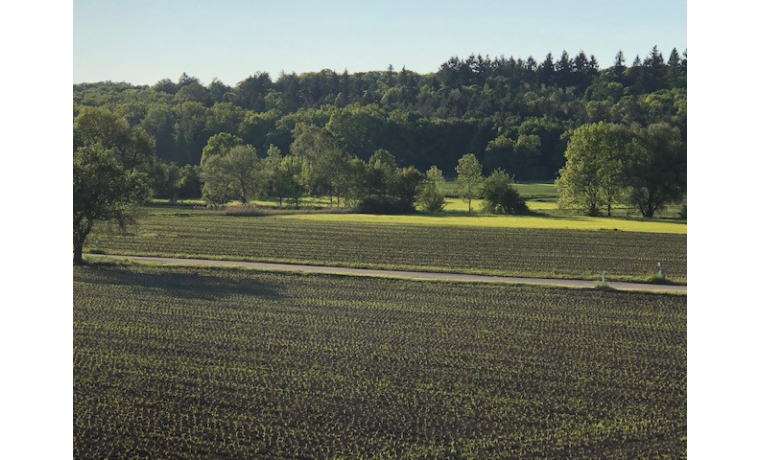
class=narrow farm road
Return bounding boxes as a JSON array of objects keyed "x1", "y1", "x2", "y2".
[{"x1": 87, "y1": 254, "x2": 686, "y2": 294}]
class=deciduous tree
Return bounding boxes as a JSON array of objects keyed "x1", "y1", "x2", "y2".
[
  {"x1": 364, "y1": 149, "x2": 399, "y2": 200},
  {"x1": 73, "y1": 144, "x2": 150, "y2": 264},
  {"x1": 455, "y1": 153, "x2": 483, "y2": 213},
  {"x1": 290, "y1": 123, "x2": 349, "y2": 205},
  {"x1": 481, "y1": 169, "x2": 527, "y2": 214},
  {"x1": 74, "y1": 107, "x2": 155, "y2": 173},
  {"x1": 417, "y1": 166, "x2": 447, "y2": 212},
  {"x1": 200, "y1": 145, "x2": 262, "y2": 204},
  {"x1": 556, "y1": 122, "x2": 629, "y2": 216},
  {"x1": 73, "y1": 108, "x2": 156, "y2": 263},
  {"x1": 396, "y1": 166, "x2": 424, "y2": 211},
  {"x1": 278, "y1": 154, "x2": 311, "y2": 206},
  {"x1": 200, "y1": 132, "x2": 243, "y2": 166},
  {"x1": 623, "y1": 123, "x2": 687, "y2": 217}
]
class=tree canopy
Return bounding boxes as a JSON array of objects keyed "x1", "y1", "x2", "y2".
[
  {"x1": 417, "y1": 166, "x2": 446, "y2": 212},
  {"x1": 74, "y1": 48, "x2": 685, "y2": 219},
  {"x1": 556, "y1": 121, "x2": 686, "y2": 217},
  {"x1": 73, "y1": 144, "x2": 151, "y2": 263},
  {"x1": 455, "y1": 153, "x2": 484, "y2": 213},
  {"x1": 74, "y1": 47, "x2": 686, "y2": 189},
  {"x1": 73, "y1": 109, "x2": 156, "y2": 263},
  {"x1": 481, "y1": 169, "x2": 528, "y2": 215},
  {"x1": 200, "y1": 145, "x2": 262, "y2": 204},
  {"x1": 557, "y1": 122, "x2": 630, "y2": 216},
  {"x1": 624, "y1": 123, "x2": 687, "y2": 217}
]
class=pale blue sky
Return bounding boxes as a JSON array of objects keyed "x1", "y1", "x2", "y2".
[{"x1": 75, "y1": 0, "x2": 686, "y2": 85}]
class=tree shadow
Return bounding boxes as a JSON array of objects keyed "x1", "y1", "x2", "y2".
[{"x1": 80, "y1": 265, "x2": 285, "y2": 301}]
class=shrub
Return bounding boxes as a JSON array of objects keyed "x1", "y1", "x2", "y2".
[
  {"x1": 417, "y1": 182, "x2": 446, "y2": 212},
  {"x1": 481, "y1": 169, "x2": 528, "y2": 215}
]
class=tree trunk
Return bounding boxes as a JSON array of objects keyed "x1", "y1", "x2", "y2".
[
  {"x1": 73, "y1": 232, "x2": 87, "y2": 264},
  {"x1": 73, "y1": 218, "x2": 91, "y2": 265},
  {"x1": 644, "y1": 194, "x2": 655, "y2": 218},
  {"x1": 588, "y1": 203, "x2": 598, "y2": 216},
  {"x1": 74, "y1": 242, "x2": 83, "y2": 264}
]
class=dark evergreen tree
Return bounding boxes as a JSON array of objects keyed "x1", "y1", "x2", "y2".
[
  {"x1": 612, "y1": 50, "x2": 626, "y2": 82},
  {"x1": 667, "y1": 48, "x2": 685, "y2": 88},
  {"x1": 555, "y1": 51, "x2": 573, "y2": 87},
  {"x1": 539, "y1": 53, "x2": 555, "y2": 86}
]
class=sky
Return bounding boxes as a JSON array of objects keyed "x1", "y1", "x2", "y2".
[{"x1": 74, "y1": 0, "x2": 687, "y2": 86}]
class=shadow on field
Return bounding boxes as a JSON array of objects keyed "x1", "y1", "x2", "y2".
[{"x1": 81, "y1": 265, "x2": 285, "y2": 301}]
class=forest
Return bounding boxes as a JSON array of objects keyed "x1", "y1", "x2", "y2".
[{"x1": 73, "y1": 46, "x2": 686, "y2": 201}]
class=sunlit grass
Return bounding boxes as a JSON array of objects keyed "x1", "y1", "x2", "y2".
[
  {"x1": 526, "y1": 200, "x2": 558, "y2": 210},
  {"x1": 441, "y1": 181, "x2": 559, "y2": 200},
  {"x1": 441, "y1": 198, "x2": 485, "y2": 212},
  {"x1": 514, "y1": 182, "x2": 559, "y2": 199},
  {"x1": 442, "y1": 198, "x2": 556, "y2": 212},
  {"x1": 279, "y1": 212, "x2": 686, "y2": 234},
  {"x1": 154, "y1": 177, "x2": 685, "y2": 235},
  {"x1": 249, "y1": 196, "x2": 333, "y2": 207}
]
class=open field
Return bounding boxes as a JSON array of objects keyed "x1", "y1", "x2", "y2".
[
  {"x1": 281, "y1": 211, "x2": 686, "y2": 234},
  {"x1": 74, "y1": 264, "x2": 686, "y2": 459},
  {"x1": 441, "y1": 181, "x2": 559, "y2": 201},
  {"x1": 152, "y1": 199, "x2": 686, "y2": 233},
  {"x1": 92, "y1": 208, "x2": 687, "y2": 282},
  {"x1": 88, "y1": 254, "x2": 688, "y2": 294}
]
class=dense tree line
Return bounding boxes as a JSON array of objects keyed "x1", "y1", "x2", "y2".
[
  {"x1": 195, "y1": 129, "x2": 526, "y2": 216},
  {"x1": 73, "y1": 46, "x2": 686, "y2": 196}
]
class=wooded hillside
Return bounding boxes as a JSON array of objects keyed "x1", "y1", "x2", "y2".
[{"x1": 73, "y1": 46, "x2": 686, "y2": 183}]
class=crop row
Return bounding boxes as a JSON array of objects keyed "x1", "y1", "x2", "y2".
[
  {"x1": 74, "y1": 264, "x2": 686, "y2": 459},
  {"x1": 91, "y1": 209, "x2": 687, "y2": 282}
]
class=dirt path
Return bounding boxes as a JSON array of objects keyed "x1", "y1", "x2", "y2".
[{"x1": 87, "y1": 254, "x2": 686, "y2": 294}]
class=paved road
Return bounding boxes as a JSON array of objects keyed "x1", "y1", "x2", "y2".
[{"x1": 88, "y1": 254, "x2": 687, "y2": 294}]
